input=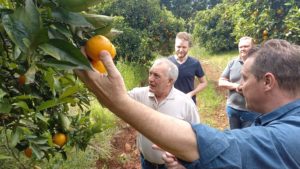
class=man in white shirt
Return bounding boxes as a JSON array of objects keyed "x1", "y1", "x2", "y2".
[{"x1": 128, "y1": 58, "x2": 200, "y2": 169}]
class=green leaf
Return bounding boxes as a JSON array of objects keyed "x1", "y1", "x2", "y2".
[
  {"x1": 0, "y1": 99, "x2": 12, "y2": 113},
  {"x1": 32, "y1": 138, "x2": 48, "y2": 145},
  {"x1": 25, "y1": 65, "x2": 38, "y2": 84},
  {"x1": 12, "y1": 101, "x2": 30, "y2": 112},
  {"x1": 0, "y1": 89, "x2": 7, "y2": 99},
  {"x1": 37, "y1": 97, "x2": 73, "y2": 111},
  {"x1": 59, "y1": 113, "x2": 71, "y2": 131},
  {"x1": 1, "y1": 0, "x2": 43, "y2": 53},
  {"x1": 20, "y1": 119, "x2": 38, "y2": 129},
  {"x1": 0, "y1": 154, "x2": 12, "y2": 160},
  {"x1": 39, "y1": 39, "x2": 92, "y2": 70},
  {"x1": 49, "y1": 23, "x2": 73, "y2": 40},
  {"x1": 39, "y1": 57, "x2": 84, "y2": 70},
  {"x1": 13, "y1": 95, "x2": 41, "y2": 100},
  {"x1": 36, "y1": 113, "x2": 48, "y2": 123},
  {"x1": 60, "y1": 85, "x2": 80, "y2": 99},
  {"x1": 2, "y1": 14, "x2": 29, "y2": 53},
  {"x1": 52, "y1": 8, "x2": 92, "y2": 27},
  {"x1": 31, "y1": 143, "x2": 44, "y2": 160},
  {"x1": 36, "y1": 99, "x2": 58, "y2": 111},
  {"x1": 82, "y1": 13, "x2": 114, "y2": 28},
  {"x1": 43, "y1": 68, "x2": 56, "y2": 96},
  {"x1": 11, "y1": 127, "x2": 22, "y2": 147},
  {"x1": 94, "y1": 24, "x2": 113, "y2": 35}
]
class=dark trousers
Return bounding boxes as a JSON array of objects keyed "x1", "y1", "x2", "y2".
[
  {"x1": 226, "y1": 106, "x2": 259, "y2": 129},
  {"x1": 140, "y1": 153, "x2": 166, "y2": 169}
]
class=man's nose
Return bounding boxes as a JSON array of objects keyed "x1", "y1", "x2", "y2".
[{"x1": 149, "y1": 75, "x2": 154, "y2": 81}]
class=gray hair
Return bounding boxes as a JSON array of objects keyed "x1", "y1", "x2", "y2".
[
  {"x1": 249, "y1": 39, "x2": 300, "y2": 95},
  {"x1": 152, "y1": 58, "x2": 178, "y2": 83},
  {"x1": 239, "y1": 36, "x2": 254, "y2": 46}
]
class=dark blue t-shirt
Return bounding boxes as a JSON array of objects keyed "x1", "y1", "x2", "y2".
[{"x1": 168, "y1": 56, "x2": 205, "y2": 103}]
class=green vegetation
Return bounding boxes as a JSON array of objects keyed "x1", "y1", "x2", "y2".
[
  {"x1": 192, "y1": 0, "x2": 300, "y2": 52},
  {"x1": 191, "y1": 45, "x2": 237, "y2": 129},
  {"x1": 98, "y1": 0, "x2": 185, "y2": 63}
]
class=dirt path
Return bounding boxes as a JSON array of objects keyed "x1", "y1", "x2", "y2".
[{"x1": 95, "y1": 61, "x2": 228, "y2": 169}]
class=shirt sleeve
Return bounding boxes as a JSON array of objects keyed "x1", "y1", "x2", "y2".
[
  {"x1": 195, "y1": 61, "x2": 205, "y2": 78},
  {"x1": 179, "y1": 124, "x2": 242, "y2": 169},
  {"x1": 221, "y1": 59, "x2": 235, "y2": 79},
  {"x1": 188, "y1": 103, "x2": 201, "y2": 124}
]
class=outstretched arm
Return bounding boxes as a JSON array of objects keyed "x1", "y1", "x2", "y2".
[{"x1": 74, "y1": 51, "x2": 200, "y2": 161}]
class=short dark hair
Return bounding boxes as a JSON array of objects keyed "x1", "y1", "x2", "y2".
[{"x1": 249, "y1": 39, "x2": 300, "y2": 94}]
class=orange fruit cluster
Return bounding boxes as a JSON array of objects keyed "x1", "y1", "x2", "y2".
[{"x1": 85, "y1": 35, "x2": 116, "y2": 73}]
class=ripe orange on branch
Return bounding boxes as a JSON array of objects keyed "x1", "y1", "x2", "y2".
[
  {"x1": 52, "y1": 133, "x2": 67, "y2": 147},
  {"x1": 263, "y1": 30, "x2": 268, "y2": 36},
  {"x1": 24, "y1": 147, "x2": 32, "y2": 158},
  {"x1": 18, "y1": 75, "x2": 26, "y2": 86}
]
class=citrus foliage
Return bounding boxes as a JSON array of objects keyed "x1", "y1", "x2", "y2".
[
  {"x1": 193, "y1": 3, "x2": 236, "y2": 52},
  {"x1": 192, "y1": 0, "x2": 300, "y2": 52},
  {"x1": 231, "y1": 0, "x2": 300, "y2": 44},
  {"x1": 160, "y1": 0, "x2": 221, "y2": 20},
  {"x1": 98, "y1": 0, "x2": 185, "y2": 62},
  {"x1": 0, "y1": 0, "x2": 117, "y2": 167}
]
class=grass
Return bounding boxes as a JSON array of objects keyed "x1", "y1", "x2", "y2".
[{"x1": 190, "y1": 45, "x2": 237, "y2": 129}]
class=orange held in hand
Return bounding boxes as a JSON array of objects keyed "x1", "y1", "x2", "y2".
[
  {"x1": 92, "y1": 60, "x2": 106, "y2": 73},
  {"x1": 85, "y1": 35, "x2": 116, "y2": 73},
  {"x1": 85, "y1": 35, "x2": 116, "y2": 61}
]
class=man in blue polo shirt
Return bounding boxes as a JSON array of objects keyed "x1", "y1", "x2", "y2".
[
  {"x1": 169, "y1": 32, "x2": 207, "y2": 104},
  {"x1": 75, "y1": 39, "x2": 300, "y2": 169}
]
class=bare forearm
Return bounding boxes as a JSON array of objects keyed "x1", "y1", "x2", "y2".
[
  {"x1": 218, "y1": 78, "x2": 239, "y2": 90},
  {"x1": 191, "y1": 83, "x2": 207, "y2": 96}
]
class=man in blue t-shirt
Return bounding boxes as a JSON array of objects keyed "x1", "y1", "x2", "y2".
[{"x1": 168, "y1": 32, "x2": 207, "y2": 104}]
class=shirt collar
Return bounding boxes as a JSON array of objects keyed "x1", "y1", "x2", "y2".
[
  {"x1": 254, "y1": 99, "x2": 300, "y2": 126},
  {"x1": 238, "y1": 57, "x2": 244, "y2": 65},
  {"x1": 175, "y1": 55, "x2": 188, "y2": 63},
  {"x1": 148, "y1": 86, "x2": 176, "y2": 100}
]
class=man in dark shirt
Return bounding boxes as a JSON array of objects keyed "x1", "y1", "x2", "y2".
[{"x1": 168, "y1": 32, "x2": 207, "y2": 104}]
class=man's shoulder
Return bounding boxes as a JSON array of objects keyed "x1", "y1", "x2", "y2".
[
  {"x1": 172, "y1": 88, "x2": 195, "y2": 104},
  {"x1": 187, "y1": 56, "x2": 199, "y2": 61},
  {"x1": 128, "y1": 87, "x2": 149, "y2": 95},
  {"x1": 168, "y1": 55, "x2": 176, "y2": 61}
]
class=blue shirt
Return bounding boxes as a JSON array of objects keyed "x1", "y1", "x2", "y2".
[
  {"x1": 181, "y1": 99, "x2": 300, "y2": 169},
  {"x1": 168, "y1": 56, "x2": 205, "y2": 103}
]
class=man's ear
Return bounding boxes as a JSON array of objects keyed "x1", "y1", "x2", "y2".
[{"x1": 264, "y1": 72, "x2": 276, "y2": 91}]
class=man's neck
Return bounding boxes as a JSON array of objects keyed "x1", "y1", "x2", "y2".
[
  {"x1": 154, "y1": 88, "x2": 172, "y2": 103},
  {"x1": 175, "y1": 55, "x2": 188, "y2": 64}
]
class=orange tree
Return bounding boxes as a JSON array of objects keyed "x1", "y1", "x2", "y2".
[
  {"x1": 192, "y1": 3, "x2": 236, "y2": 52},
  {"x1": 192, "y1": 0, "x2": 299, "y2": 52},
  {"x1": 98, "y1": 0, "x2": 185, "y2": 63},
  {"x1": 230, "y1": 0, "x2": 300, "y2": 44},
  {"x1": 0, "y1": 0, "x2": 116, "y2": 168}
]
